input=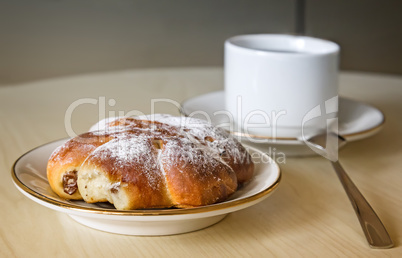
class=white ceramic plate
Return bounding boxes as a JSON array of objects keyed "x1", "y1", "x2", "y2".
[
  {"x1": 12, "y1": 139, "x2": 280, "y2": 236},
  {"x1": 181, "y1": 91, "x2": 385, "y2": 156}
]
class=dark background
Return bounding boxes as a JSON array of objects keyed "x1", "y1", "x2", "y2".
[{"x1": 1, "y1": 0, "x2": 401, "y2": 84}]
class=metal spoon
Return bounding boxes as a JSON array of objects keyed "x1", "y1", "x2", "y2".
[{"x1": 303, "y1": 132, "x2": 393, "y2": 248}]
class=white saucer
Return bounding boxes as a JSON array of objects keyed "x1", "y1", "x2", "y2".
[
  {"x1": 12, "y1": 139, "x2": 280, "y2": 236},
  {"x1": 181, "y1": 91, "x2": 385, "y2": 156}
]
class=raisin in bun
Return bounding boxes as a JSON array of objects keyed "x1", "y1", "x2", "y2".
[{"x1": 47, "y1": 114, "x2": 254, "y2": 210}]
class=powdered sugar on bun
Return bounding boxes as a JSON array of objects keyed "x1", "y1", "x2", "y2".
[{"x1": 47, "y1": 114, "x2": 254, "y2": 210}]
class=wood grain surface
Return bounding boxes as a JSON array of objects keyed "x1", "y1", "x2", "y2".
[{"x1": 1, "y1": 68, "x2": 401, "y2": 257}]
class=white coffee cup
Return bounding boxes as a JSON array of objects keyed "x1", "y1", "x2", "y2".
[{"x1": 224, "y1": 34, "x2": 339, "y2": 138}]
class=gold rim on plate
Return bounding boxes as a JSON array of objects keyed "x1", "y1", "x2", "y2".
[
  {"x1": 179, "y1": 93, "x2": 386, "y2": 142},
  {"x1": 11, "y1": 139, "x2": 281, "y2": 216}
]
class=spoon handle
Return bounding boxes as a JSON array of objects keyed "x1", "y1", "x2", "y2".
[{"x1": 331, "y1": 161, "x2": 393, "y2": 248}]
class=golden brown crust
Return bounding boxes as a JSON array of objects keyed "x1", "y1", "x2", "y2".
[
  {"x1": 46, "y1": 133, "x2": 113, "y2": 200},
  {"x1": 47, "y1": 115, "x2": 254, "y2": 210},
  {"x1": 221, "y1": 141, "x2": 255, "y2": 184},
  {"x1": 160, "y1": 137, "x2": 238, "y2": 207},
  {"x1": 79, "y1": 135, "x2": 174, "y2": 209}
]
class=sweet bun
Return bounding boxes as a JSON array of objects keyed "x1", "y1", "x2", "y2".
[{"x1": 47, "y1": 114, "x2": 254, "y2": 210}]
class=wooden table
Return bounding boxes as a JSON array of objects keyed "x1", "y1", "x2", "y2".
[{"x1": 1, "y1": 68, "x2": 401, "y2": 257}]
